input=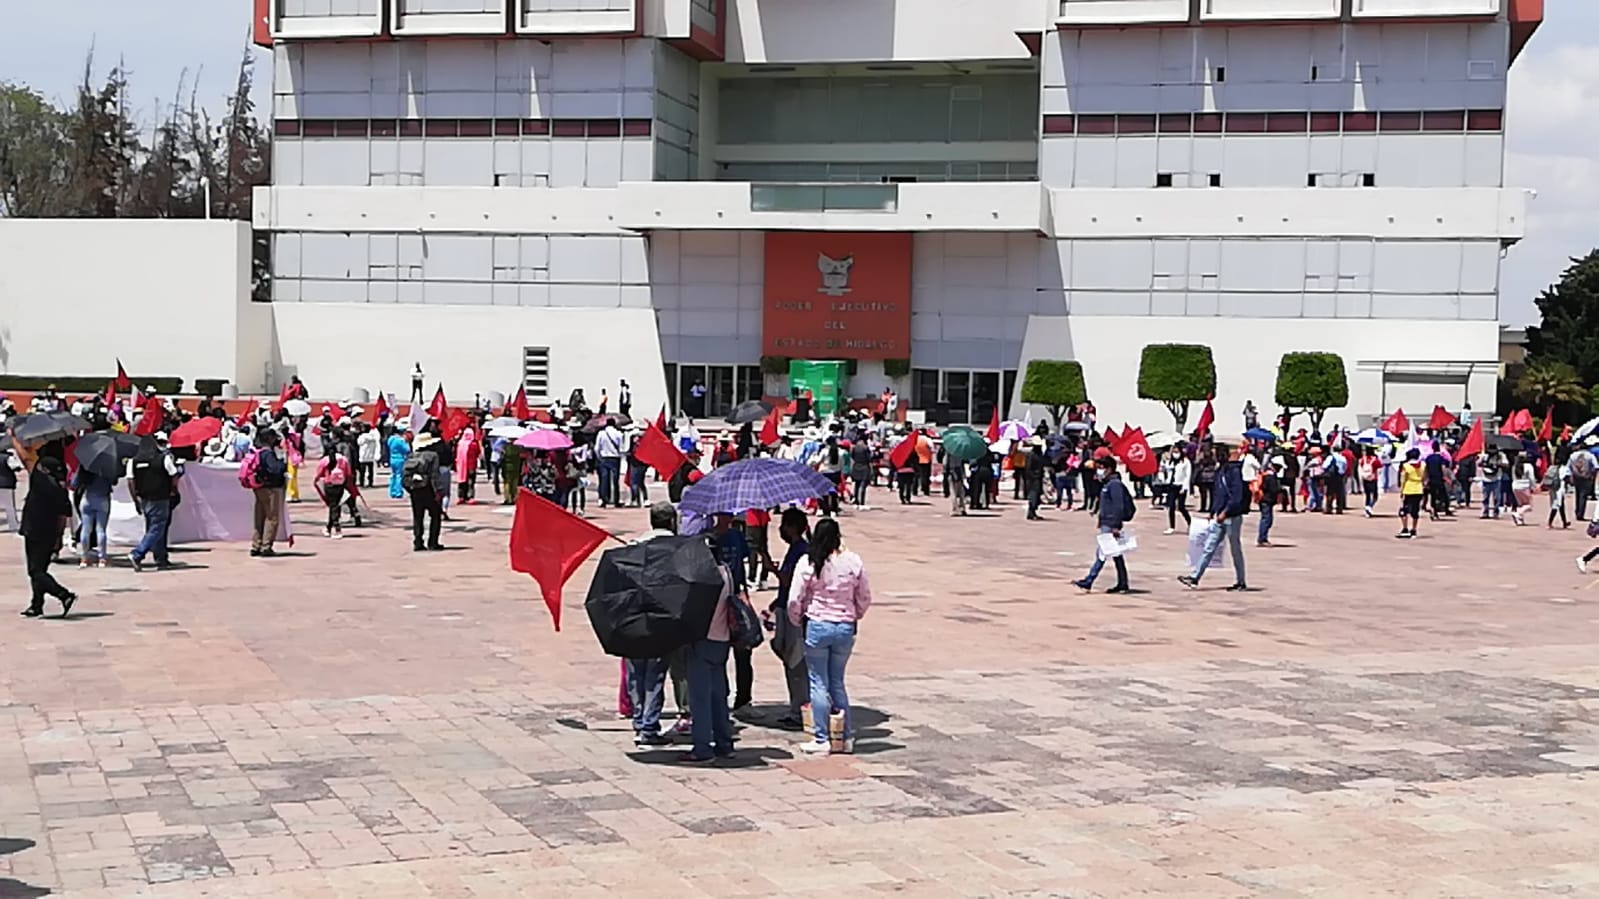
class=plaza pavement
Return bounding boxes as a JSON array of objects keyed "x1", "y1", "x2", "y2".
[{"x1": 2, "y1": 481, "x2": 1599, "y2": 897}]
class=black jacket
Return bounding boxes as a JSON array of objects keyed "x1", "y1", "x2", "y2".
[
  {"x1": 21, "y1": 462, "x2": 72, "y2": 540},
  {"x1": 1097, "y1": 475, "x2": 1135, "y2": 530}
]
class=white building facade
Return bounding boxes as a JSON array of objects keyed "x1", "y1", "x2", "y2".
[{"x1": 250, "y1": 0, "x2": 1542, "y2": 428}]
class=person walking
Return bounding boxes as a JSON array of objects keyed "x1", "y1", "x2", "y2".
[
  {"x1": 1179, "y1": 444, "x2": 1250, "y2": 591},
  {"x1": 1024, "y1": 439, "x2": 1048, "y2": 520},
  {"x1": 403, "y1": 434, "x2": 444, "y2": 551},
  {"x1": 242, "y1": 430, "x2": 287, "y2": 558},
  {"x1": 1257, "y1": 460, "x2": 1282, "y2": 546},
  {"x1": 618, "y1": 379, "x2": 632, "y2": 419},
  {"x1": 1159, "y1": 445, "x2": 1192, "y2": 535},
  {"x1": 1478, "y1": 448, "x2": 1504, "y2": 519},
  {"x1": 1546, "y1": 459, "x2": 1571, "y2": 529},
  {"x1": 1358, "y1": 446, "x2": 1382, "y2": 517},
  {"x1": 455, "y1": 426, "x2": 480, "y2": 505},
  {"x1": 1396, "y1": 447, "x2": 1426, "y2": 538},
  {"x1": 386, "y1": 426, "x2": 412, "y2": 499},
  {"x1": 767, "y1": 509, "x2": 812, "y2": 729},
  {"x1": 1570, "y1": 440, "x2": 1597, "y2": 521},
  {"x1": 1073, "y1": 457, "x2": 1134, "y2": 594},
  {"x1": 0, "y1": 445, "x2": 21, "y2": 533},
  {"x1": 789, "y1": 518, "x2": 872, "y2": 755},
  {"x1": 1508, "y1": 453, "x2": 1535, "y2": 527},
  {"x1": 848, "y1": 438, "x2": 872, "y2": 509},
  {"x1": 73, "y1": 464, "x2": 116, "y2": 568},
  {"x1": 314, "y1": 443, "x2": 353, "y2": 539},
  {"x1": 126, "y1": 435, "x2": 180, "y2": 572},
  {"x1": 594, "y1": 417, "x2": 626, "y2": 508},
  {"x1": 20, "y1": 456, "x2": 77, "y2": 618},
  {"x1": 356, "y1": 423, "x2": 381, "y2": 489}
]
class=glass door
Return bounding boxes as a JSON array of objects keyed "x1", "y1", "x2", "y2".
[
  {"x1": 944, "y1": 372, "x2": 970, "y2": 424},
  {"x1": 678, "y1": 364, "x2": 706, "y2": 418},
  {"x1": 972, "y1": 371, "x2": 1000, "y2": 426},
  {"x1": 707, "y1": 365, "x2": 737, "y2": 419}
]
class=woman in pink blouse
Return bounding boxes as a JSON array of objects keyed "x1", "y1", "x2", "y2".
[{"x1": 788, "y1": 518, "x2": 872, "y2": 754}]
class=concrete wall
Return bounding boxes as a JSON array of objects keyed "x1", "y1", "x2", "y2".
[
  {"x1": 727, "y1": 0, "x2": 1042, "y2": 64},
  {"x1": 270, "y1": 303, "x2": 667, "y2": 410},
  {"x1": 1014, "y1": 314, "x2": 1499, "y2": 433},
  {"x1": 0, "y1": 220, "x2": 264, "y2": 392}
]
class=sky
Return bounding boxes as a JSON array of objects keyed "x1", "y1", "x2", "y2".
[{"x1": 0, "y1": 0, "x2": 1593, "y2": 326}]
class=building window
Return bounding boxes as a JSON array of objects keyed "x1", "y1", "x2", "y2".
[
  {"x1": 1156, "y1": 173, "x2": 1174, "y2": 188},
  {"x1": 1214, "y1": 66, "x2": 1226, "y2": 83},
  {"x1": 1362, "y1": 173, "x2": 1376, "y2": 187},
  {"x1": 1208, "y1": 173, "x2": 1222, "y2": 188}
]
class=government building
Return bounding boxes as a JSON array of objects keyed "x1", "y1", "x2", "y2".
[{"x1": 18, "y1": 0, "x2": 1542, "y2": 428}]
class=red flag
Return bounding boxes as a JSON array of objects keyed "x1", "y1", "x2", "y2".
[
  {"x1": 427, "y1": 386, "x2": 449, "y2": 421},
  {"x1": 1560, "y1": 424, "x2": 1573, "y2": 443},
  {"x1": 984, "y1": 407, "x2": 1001, "y2": 443},
  {"x1": 1501, "y1": 408, "x2": 1532, "y2": 435},
  {"x1": 655, "y1": 405, "x2": 669, "y2": 432},
  {"x1": 889, "y1": 435, "x2": 916, "y2": 471},
  {"x1": 506, "y1": 386, "x2": 530, "y2": 421},
  {"x1": 1194, "y1": 397, "x2": 1215, "y2": 440},
  {"x1": 325, "y1": 404, "x2": 347, "y2": 423},
  {"x1": 132, "y1": 394, "x2": 164, "y2": 436},
  {"x1": 104, "y1": 381, "x2": 116, "y2": 409},
  {"x1": 1381, "y1": 408, "x2": 1410, "y2": 436},
  {"x1": 1117, "y1": 427, "x2": 1159, "y2": 479},
  {"x1": 441, "y1": 407, "x2": 473, "y2": 442},
  {"x1": 1427, "y1": 405, "x2": 1456, "y2": 431},
  {"x1": 271, "y1": 382, "x2": 293, "y2": 414},
  {"x1": 1104, "y1": 426, "x2": 1120, "y2": 446},
  {"x1": 1456, "y1": 418, "x2": 1485, "y2": 459},
  {"x1": 114, "y1": 359, "x2": 132, "y2": 392},
  {"x1": 759, "y1": 406, "x2": 781, "y2": 446},
  {"x1": 370, "y1": 392, "x2": 391, "y2": 424},
  {"x1": 509, "y1": 489, "x2": 612, "y2": 631},
  {"x1": 1538, "y1": 406, "x2": 1554, "y2": 443},
  {"x1": 635, "y1": 423, "x2": 687, "y2": 479}
]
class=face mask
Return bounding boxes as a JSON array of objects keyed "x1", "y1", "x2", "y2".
[{"x1": 1098, "y1": 468, "x2": 1112, "y2": 482}]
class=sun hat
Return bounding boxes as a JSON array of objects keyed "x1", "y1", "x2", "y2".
[{"x1": 414, "y1": 433, "x2": 439, "y2": 450}]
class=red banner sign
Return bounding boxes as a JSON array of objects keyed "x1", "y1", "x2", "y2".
[{"x1": 762, "y1": 232, "x2": 912, "y2": 360}]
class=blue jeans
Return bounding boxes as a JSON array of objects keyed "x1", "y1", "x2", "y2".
[
  {"x1": 804, "y1": 620, "x2": 856, "y2": 743},
  {"x1": 78, "y1": 492, "x2": 111, "y2": 561},
  {"x1": 1053, "y1": 472, "x2": 1072, "y2": 508},
  {"x1": 1193, "y1": 515, "x2": 1246, "y2": 585},
  {"x1": 1479, "y1": 481, "x2": 1500, "y2": 517},
  {"x1": 686, "y1": 639, "x2": 733, "y2": 759},
  {"x1": 133, "y1": 498, "x2": 171, "y2": 565},
  {"x1": 1256, "y1": 501, "x2": 1274, "y2": 544},
  {"x1": 1082, "y1": 524, "x2": 1127, "y2": 588},
  {"x1": 625, "y1": 657, "x2": 668, "y2": 737},
  {"x1": 597, "y1": 456, "x2": 622, "y2": 505}
]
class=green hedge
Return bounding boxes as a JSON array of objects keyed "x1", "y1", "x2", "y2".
[
  {"x1": 759, "y1": 355, "x2": 791, "y2": 375},
  {"x1": 1020, "y1": 360, "x2": 1086, "y2": 427},
  {"x1": 0, "y1": 375, "x2": 184, "y2": 394},
  {"x1": 1274, "y1": 352, "x2": 1348, "y2": 412},
  {"x1": 883, "y1": 358, "x2": 912, "y2": 379}
]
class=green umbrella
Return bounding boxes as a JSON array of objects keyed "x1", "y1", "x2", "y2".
[{"x1": 939, "y1": 426, "x2": 988, "y2": 462}]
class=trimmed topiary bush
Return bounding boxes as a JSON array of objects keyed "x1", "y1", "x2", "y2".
[
  {"x1": 1136, "y1": 344, "x2": 1215, "y2": 430},
  {"x1": 1274, "y1": 352, "x2": 1348, "y2": 431},
  {"x1": 1020, "y1": 359, "x2": 1087, "y2": 429}
]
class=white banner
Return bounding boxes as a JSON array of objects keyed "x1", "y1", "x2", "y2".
[{"x1": 107, "y1": 462, "x2": 293, "y2": 546}]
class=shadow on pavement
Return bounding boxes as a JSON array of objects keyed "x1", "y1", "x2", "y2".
[{"x1": 0, "y1": 837, "x2": 50, "y2": 896}]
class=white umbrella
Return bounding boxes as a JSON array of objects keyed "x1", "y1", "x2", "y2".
[
  {"x1": 484, "y1": 416, "x2": 520, "y2": 430},
  {"x1": 283, "y1": 398, "x2": 311, "y2": 417},
  {"x1": 998, "y1": 421, "x2": 1031, "y2": 442},
  {"x1": 1354, "y1": 427, "x2": 1395, "y2": 444},
  {"x1": 1146, "y1": 430, "x2": 1186, "y2": 448},
  {"x1": 1574, "y1": 416, "x2": 1599, "y2": 441},
  {"x1": 1062, "y1": 421, "x2": 1090, "y2": 433},
  {"x1": 489, "y1": 424, "x2": 528, "y2": 440}
]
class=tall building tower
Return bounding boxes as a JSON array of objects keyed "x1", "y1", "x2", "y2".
[{"x1": 254, "y1": 0, "x2": 1539, "y2": 424}]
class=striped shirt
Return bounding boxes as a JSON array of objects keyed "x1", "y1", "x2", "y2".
[{"x1": 789, "y1": 550, "x2": 873, "y2": 626}]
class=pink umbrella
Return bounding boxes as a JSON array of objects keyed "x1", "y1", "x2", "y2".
[{"x1": 516, "y1": 429, "x2": 572, "y2": 451}]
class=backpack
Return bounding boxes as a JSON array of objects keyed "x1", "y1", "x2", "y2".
[
  {"x1": 323, "y1": 459, "x2": 348, "y2": 487},
  {"x1": 255, "y1": 449, "x2": 287, "y2": 488},
  {"x1": 238, "y1": 449, "x2": 261, "y2": 489},
  {"x1": 1571, "y1": 451, "x2": 1595, "y2": 480},
  {"x1": 402, "y1": 453, "x2": 431, "y2": 492}
]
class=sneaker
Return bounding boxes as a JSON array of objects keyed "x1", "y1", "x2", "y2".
[
  {"x1": 322, "y1": 528, "x2": 332, "y2": 538},
  {"x1": 331, "y1": 531, "x2": 343, "y2": 540},
  {"x1": 1162, "y1": 528, "x2": 1175, "y2": 535},
  {"x1": 669, "y1": 717, "x2": 693, "y2": 736},
  {"x1": 1072, "y1": 579, "x2": 1092, "y2": 593},
  {"x1": 1177, "y1": 575, "x2": 1198, "y2": 589},
  {"x1": 20, "y1": 607, "x2": 43, "y2": 618},
  {"x1": 1364, "y1": 508, "x2": 1373, "y2": 518},
  {"x1": 97, "y1": 560, "x2": 108, "y2": 569},
  {"x1": 797, "y1": 739, "x2": 831, "y2": 756},
  {"x1": 259, "y1": 548, "x2": 277, "y2": 558},
  {"x1": 634, "y1": 732, "x2": 670, "y2": 747},
  {"x1": 78, "y1": 559, "x2": 89, "y2": 569},
  {"x1": 840, "y1": 738, "x2": 855, "y2": 755},
  {"x1": 128, "y1": 552, "x2": 143, "y2": 573},
  {"x1": 1579, "y1": 557, "x2": 1589, "y2": 575},
  {"x1": 59, "y1": 592, "x2": 77, "y2": 618},
  {"x1": 250, "y1": 549, "x2": 262, "y2": 558},
  {"x1": 1225, "y1": 583, "x2": 1247, "y2": 592},
  {"x1": 677, "y1": 753, "x2": 715, "y2": 765},
  {"x1": 1106, "y1": 584, "x2": 1130, "y2": 595}
]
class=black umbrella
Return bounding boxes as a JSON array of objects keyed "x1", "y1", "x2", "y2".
[
  {"x1": 580, "y1": 413, "x2": 631, "y2": 434},
  {"x1": 1486, "y1": 433, "x2": 1522, "y2": 452},
  {"x1": 584, "y1": 535, "x2": 726, "y2": 659},
  {"x1": 7, "y1": 411, "x2": 91, "y2": 448},
  {"x1": 73, "y1": 431, "x2": 143, "y2": 480},
  {"x1": 724, "y1": 400, "x2": 774, "y2": 425}
]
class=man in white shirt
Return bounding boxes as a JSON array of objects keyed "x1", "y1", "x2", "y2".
[{"x1": 594, "y1": 418, "x2": 627, "y2": 507}]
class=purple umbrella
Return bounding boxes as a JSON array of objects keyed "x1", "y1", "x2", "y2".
[
  {"x1": 516, "y1": 429, "x2": 572, "y2": 451},
  {"x1": 679, "y1": 457, "x2": 836, "y2": 516}
]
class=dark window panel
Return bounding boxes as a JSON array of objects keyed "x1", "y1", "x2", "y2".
[
  {"x1": 1193, "y1": 113, "x2": 1223, "y2": 133},
  {"x1": 301, "y1": 120, "x2": 336, "y2": 137},
  {"x1": 1116, "y1": 114, "x2": 1156, "y2": 135},
  {"x1": 1041, "y1": 114, "x2": 1075, "y2": 135},
  {"x1": 522, "y1": 119, "x2": 550, "y2": 136},
  {"x1": 622, "y1": 119, "x2": 653, "y2": 137},
  {"x1": 1223, "y1": 112, "x2": 1267, "y2": 133},
  {"x1": 1342, "y1": 112, "x2": 1377, "y2": 132},
  {"x1": 587, "y1": 119, "x2": 622, "y2": 137},
  {"x1": 371, "y1": 119, "x2": 399, "y2": 137},
  {"x1": 333, "y1": 119, "x2": 369, "y2": 137},
  {"x1": 274, "y1": 119, "x2": 301, "y2": 137},
  {"x1": 1379, "y1": 111, "x2": 1422, "y2": 132},
  {"x1": 493, "y1": 119, "x2": 520, "y2": 136},
  {"x1": 458, "y1": 118, "x2": 493, "y2": 136},
  {"x1": 1422, "y1": 109, "x2": 1465, "y2": 131},
  {"x1": 1309, "y1": 112, "x2": 1341, "y2": 133},
  {"x1": 425, "y1": 119, "x2": 459, "y2": 137},
  {"x1": 1076, "y1": 114, "x2": 1115, "y2": 135},
  {"x1": 551, "y1": 119, "x2": 586, "y2": 137},
  {"x1": 400, "y1": 119, "x2": 424, "y2": 137},
  {"x1": 1266, "y1": 112, "x2": 1307, "y2": 133},
  {"x1": 1466, "y1": 108, "x2": 1504, "y2": 131},
  {"x1": 1157, "y1": 112, "x2": 1191, "y2": 134}
]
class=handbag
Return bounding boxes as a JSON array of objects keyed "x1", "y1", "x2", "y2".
[{"x1": 727, "y1": 590, "x2": 765, "y2": 650}]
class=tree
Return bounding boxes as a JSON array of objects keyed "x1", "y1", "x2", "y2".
[
  {"x1": 1137, "y1": 344, "x2": 1215, "y2": 431},
  {"x1": 0, "y1": 83, "x2": 72, "y2": 216},
  {"x1": 1525, "y1": 249, "x2": 1599, "y2": 387},
  {"x1": 1517, "y1": 360, "x2": 1585, "y2": 408},
  {"x1": 1274, "y1": 352, "x2": 1348, "y2": 432},
  {"x1": 1020, "y1": 359, "x2": 1086, "y2": 429},
  {"x1": 1588, "y1": 384, "x2": 1599, "y2": 415}
]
